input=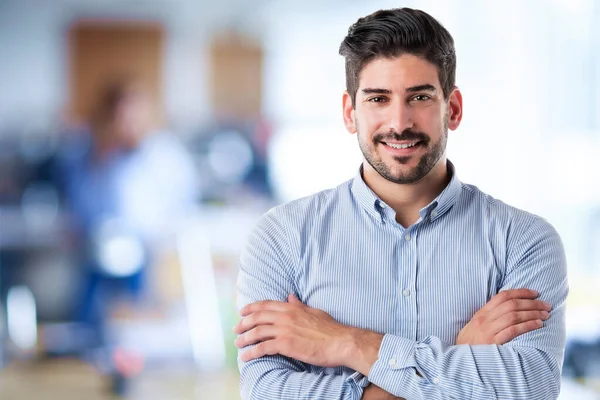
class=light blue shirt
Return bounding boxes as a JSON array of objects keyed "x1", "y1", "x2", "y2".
[{"x1": 237, "y1": 162, "x2": 567, "y2": 400}]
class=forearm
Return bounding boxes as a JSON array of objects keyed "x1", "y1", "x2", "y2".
[
  {"x1": 366, "y1": 334, "x2": 561, "y2": 400},
  {"x1": 240, "y1": 355, "x2": 367, "y2": 400}
]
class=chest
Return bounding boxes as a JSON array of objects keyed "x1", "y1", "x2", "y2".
[{"x1": 297, "y1": 222, "x2": 504, "y2": 343}]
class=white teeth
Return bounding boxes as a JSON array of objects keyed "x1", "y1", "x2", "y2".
[{"x1": 386, "y1": 142, "x2": 418, "y2": 149}]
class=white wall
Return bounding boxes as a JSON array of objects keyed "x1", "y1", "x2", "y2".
[{"x1": 0, "y1": 0, "x2": 271, "y2": 135}]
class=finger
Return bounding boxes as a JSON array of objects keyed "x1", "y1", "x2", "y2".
[
  {"x1": 287, "y1": 293, "x2": 303, "y2": 305},
  {"x1": 480, "y1": 289, "x2": 539, "y2": 312},
  {"x1": 240, "y1": 339, "x2": 280, "y2": 362},
  {"x1": 233, "y1": 310, "x2": 283, "y2": 334},
  {"x1": 493, "y1": 319, "x2": 544, "y2": 345},
  {"x1": 486, "y1": 298, "x2": 552, "y2": 321},
  {"x1": 235, "y1": 325, "x2": 280, "y2": 348},
  {"x1": 489, "y1": 310, "x2": 549, "y2": 336},
  {"x1": 240, "y1": 300, "x2": 291, "y2": 317}
]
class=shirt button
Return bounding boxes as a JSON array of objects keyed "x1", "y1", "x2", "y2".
[
  {"x1": 404, "y1": 233, "x2": 411, "y2": 241},
  {"x1": 403, "y1": 289, "x2": 411, "y2": 297},
  {"x1": 433, "y1": 377, "x2": 440, "y2": 384},
  {"x1": 431, "y1": 210, "x2": 438, "y2": 217},
  {"x1": 388, "y1": 358, "x2": 397, "y2": 367}
]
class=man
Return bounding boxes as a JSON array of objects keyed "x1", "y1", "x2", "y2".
[
  {"x1": 59, "y1": 77, "x2": 198, "y2": 394},
  {"x1": 234, "y1": 8, "x2": 567, "y2": 400}
]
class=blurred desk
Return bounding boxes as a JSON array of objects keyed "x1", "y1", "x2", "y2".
[{"x1": 0, "y1": 358, "x2": 241, "y2": 400}]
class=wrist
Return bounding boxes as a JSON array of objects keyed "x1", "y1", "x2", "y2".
[{"x1": 344, "y1": 327, "x2": 383, "y2": 376}]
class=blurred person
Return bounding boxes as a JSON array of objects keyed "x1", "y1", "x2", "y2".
[
  {"x1": 234, "y1": 8, "x2": 567, "y2": 400},
  {"x1": 57, "y1": 77, "x2": 199, "y2": 393}
]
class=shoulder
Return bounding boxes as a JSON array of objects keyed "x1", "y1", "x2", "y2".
[
  {"x1": 461, "y1": 183, "x2": 563, "y2": 257},
  {"x1": 249, "y1": 179, "x2": 352, "y2": 249},
  {"x1": 461, "y1": 182, "x2": 545, "y2": 228},
  {"x1": 264, "y1": 179, "x2": 353, "y2": 226},
  {"x1": 243, "y1": 179, "x2": 352, "y2": 267}
]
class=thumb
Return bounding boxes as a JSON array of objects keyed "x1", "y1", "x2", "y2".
[{"x1": 287, "y1": 293, "x2": 303, "y2": 305}]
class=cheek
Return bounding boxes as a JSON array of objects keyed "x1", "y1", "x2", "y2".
[
  {"x1": 359, "y1": 108, "x2": 388, "y2": 132},
  {"x1": 415, "y1": 107, "x2": 444, "y2": 130}
]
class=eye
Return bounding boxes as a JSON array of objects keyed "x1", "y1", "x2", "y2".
[
  {"x1": 367, "y1": 96, "x2": 388, "y2": 103},
  {"x1": 410, "y1": 94, "x2": 432, "y2": 102}
]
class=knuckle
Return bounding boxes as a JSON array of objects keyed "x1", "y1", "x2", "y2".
[
  {"x1": 535, "y1": 300, "x2": 547, "y2": 309},
  {"x1": 259, "y1": 340, "x2": 272, "y2": 352},
  {"x1": 508, "y1": 299, "x2": 519, "y2": 310},
  {"x1": 476, "y1": 316, "x2": 488, "y2": 328},
  {"x1": 244, "y1": 330, "x2": 255, "y2": 343},
  {"x1": 244, "y1": 314, "x2": 256, "y2": 327},
  {"x1": 285, "y1": 311, "x2": 297, "y2": 323},
  {"x1": 255, "y1": 341, "x2": 266, "y2": 354},
  {"x1": 253, "y1": 326, "x2": 264, "y2": 336},
  {"x1": 498, "y1": 291, "x2": 510, "y2": 302},
  {"x1": 510, "y1": 312, "x2": 521, "y2": 324}
]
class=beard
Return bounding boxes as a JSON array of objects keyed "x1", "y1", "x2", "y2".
[{"x1": 357, "y1": 114, "x2": 448, "y2": 184}]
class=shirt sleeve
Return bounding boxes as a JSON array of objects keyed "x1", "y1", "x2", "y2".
[
  {"x1": 236, "y1": 209, "x2": 369, "y2": 400},
  {"x1": 367, "y1": 217, "x2": 568, "y2": 400}
]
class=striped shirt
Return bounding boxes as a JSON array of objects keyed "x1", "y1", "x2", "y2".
[{"x1": 236, "y1": 161, "x2": 568, "y2": 400}]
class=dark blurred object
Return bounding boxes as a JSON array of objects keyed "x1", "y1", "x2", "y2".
[
  {"x1": 563, "y1": 339, "x2": 600, "y2": 380},
  {"x1": 0, "y1": 120, "x2": 77, "y2": 369},
  {"x1": 188, "y1": 118, "x2": 274, "y2": 203}
]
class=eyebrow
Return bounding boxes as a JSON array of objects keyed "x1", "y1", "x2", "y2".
[
  {"x1": 361, "y1": 88, "x2": 392, "y2": 95},
  {"x1": 361, "y1": 84, "x2": 437, "y2": 95},
  {"x1": 406, "y1": 84, "x2": 437, "y2": 93}
]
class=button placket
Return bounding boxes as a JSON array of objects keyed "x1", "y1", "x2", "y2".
[{"x1": 407, "y1": 228, "x2": 418, "y2": 339}]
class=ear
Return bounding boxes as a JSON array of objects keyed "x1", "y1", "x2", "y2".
[
  {"x1": 342, "y1": 91, "x2": 356, "y2": 134},
  {"x1": 447, "y1": 87, "x2": 463, "y2": 131}
]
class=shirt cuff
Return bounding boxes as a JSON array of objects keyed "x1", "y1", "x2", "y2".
[{"x1": 367, "y1": 334, "x2": 417, "y2": 395}]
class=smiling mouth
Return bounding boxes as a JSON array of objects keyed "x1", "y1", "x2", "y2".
[{"x1": 382, "y1": 141, "x2": 421, "y2": 149}]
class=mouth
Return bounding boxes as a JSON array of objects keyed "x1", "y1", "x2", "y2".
[{"x1": 380, "y1": 140, "x2": 423, "y2": 155}]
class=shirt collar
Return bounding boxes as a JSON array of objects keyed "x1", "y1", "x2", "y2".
[{"x1": 350, "y1": 160, "x2": 462, "y2": 223}]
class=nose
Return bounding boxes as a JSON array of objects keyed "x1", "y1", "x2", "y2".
[{"x1": 387, "y1": 102, "x2": 414, "y2": 133}]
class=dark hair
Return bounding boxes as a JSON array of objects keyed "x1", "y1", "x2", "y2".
[{"x1": 339, "y1": 8, "x2": 456, "y2": 107}]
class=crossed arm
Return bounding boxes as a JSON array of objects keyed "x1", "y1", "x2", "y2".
[
  {"x1": 235, "y1": 290, "x2": 552, "y2": 400},
  {"x1": 235, "y1": 215, "x2": 568, "y2": 400}
]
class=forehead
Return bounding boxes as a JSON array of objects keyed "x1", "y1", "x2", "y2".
[{"x1": 358, "y1": 54, "x2": 441, "y2": 91}]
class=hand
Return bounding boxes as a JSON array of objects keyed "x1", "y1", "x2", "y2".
[
  {"x1": 362, "y1": 384, "x2": 405, "y2": 400},
  {"x1": 456, "y1": 288, "x2": 552, "y2": 345},
  {"x1": 233, "y1": 294, "x2": 355, "y2": 367}
]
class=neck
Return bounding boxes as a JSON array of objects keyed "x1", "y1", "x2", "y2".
[{"x1": 362, "y1": 157, "x2": 451, "y2": 226}]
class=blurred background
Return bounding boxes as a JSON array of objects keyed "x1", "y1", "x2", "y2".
[{"x1": 0, "y1": 0, "x2": 599, "y2": 398}]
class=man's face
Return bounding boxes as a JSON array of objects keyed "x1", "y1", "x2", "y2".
[
  {"x1": 343, "y1": 54, "x2": 460, "y2": 184},
  {"x1": 112, "y1": 90, "x2": 152, "y2": 149}
]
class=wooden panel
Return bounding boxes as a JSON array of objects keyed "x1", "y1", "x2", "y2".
[
  {"x1": 210, "y1": 33, "x2": 263, "y2": 120},
  {"x1": 68, "y1": 21, "x2": 164, "y2": 125}
]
